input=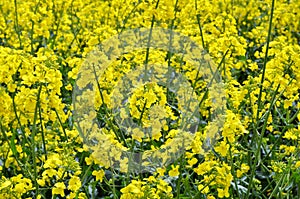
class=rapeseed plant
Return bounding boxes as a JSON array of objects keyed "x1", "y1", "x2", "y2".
[{"x1": 0, "y1": 0, "x2": 299, "y2": 198}]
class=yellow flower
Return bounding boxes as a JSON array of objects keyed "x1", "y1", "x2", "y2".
[
  {"x1": 198, "y1": 184, "x2": 209, "y2": 194},
  {"x1": 78, "y1": 192, "x2": 88, "y2": 199},
  {"x1": 157, "y1": 179, "x2": 172, "y2": 194},
  {"x1": 85, "y1": 156, "x2": 94, "y2": 165},
  {"x1": 168, "y1": 165, "x2": 180, "y2": 177},
  {"x1": 236, "y1": 163, "x2": 250, "y2": 178},
  {"x1": 144, "y1": 88, "x2": 157, "y2": 108},
  {"x1": 42, "y1": 169, "x2": 57, "y2": 178},
  {"x1": 15, "y1": 183, "x2": 26, "y2": 194},
  {"x1": 37, "y1": 179, "x2": 46, "y2": 187},
  {"x1": 279, "y1": 145, "x2": 296, "y2": 155},
  {"x1": 214, "y1": 140, "x2": 229, "y2": 157},
  {"x1": 156, "y1": 167, "x2": 166, "y2": 176},
  {"x1": 65, "y1": 83, "x2": 73, "y2": 91},
  {"x1": 207, "y1": 195, "x2": 216, "y2": 199},
  {"x1": 146, "y1": 176, "x2": 157, "y2": 183},
  {"x1": 132, "y1": 128, "x2": 144, "y2": 142},
  {"x1": 0, "y1": 180, "x2": 11, "y2": 190},
  {"x1": 295, "y1": 161, "x2": 300, "y2": 169},
  {"x1": 92, "y1": 170, "x2": 105, "y2": 182},
  {"x1": 187, "y1": 157, "x2": 198, "y2": 167},
  {"x1": 283, "y1": 129, "x2": 297, "y2": 140},
  {"x1": 120, "y1": 180, "x2": 145, "y2": 199},
  {"x1": 52, "y1": 182, "x2": 66, "y2": 197},
  {"x1": 44, "y1": 154, "x2": 62, "y2": 169},
  {"x1": 194, "y1": 161, "x2": 213, "y2": 176},
  {"x1": 68, "y1": 176, "x2": 82, "y2": 192},
  {"x1": 121, "y1": 184, "x2": 141, "y2": 194},
  {"x1": 217, "y1": 188, "x2": 230, "y2": 198}
]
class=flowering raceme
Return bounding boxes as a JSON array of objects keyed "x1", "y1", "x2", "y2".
[{"x1": 0, "y1": 0, "x2": 299, "y2": 198}]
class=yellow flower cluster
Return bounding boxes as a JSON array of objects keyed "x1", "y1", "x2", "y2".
[
  {"x1": 120, "y1": 178, "x2": 173, "y2": 199},
  {"x1": 0, "y1": 0, "x2": 299, "y2": 198}
]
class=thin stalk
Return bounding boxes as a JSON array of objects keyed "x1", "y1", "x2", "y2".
[
  {"x1": 195, "y1": 0, "x2": 206, "y2": 50},
  {"x1": 227, "y1": 138, "x2": 241, "y2": 199},
  {"x1": 50, "y1": 0, "x2": 63, "y2": 49},
  {"x1": 181, "y1": 47, "x2": 230, "y2": 135},
  {"x1": 44, "y1": 85, "x2": 69, "y2": 141},
  {"x1": 120, "y1": 1, "x2": 142, "y2": 32},
  {"x1": 13, "y1": 0, "x2": 22, "y2": 49},
  {"x1": 138, "y1": 99, "x2": 148, "y2": 126},
  {"x1": 268, "y1": 158, "x2": 292, "y2": 199},
  {"x1": 196, "y1": 47, "x2": 230, "y2": 109},
  {"x1": 29, "y1": 0, "x2": 41, "y2": 55},
  {"x1": 80, "y1": 164, "x2": 92, "y2": 187},
  {"x1": 54, "y1": 108, "x2": 68, "y2": 141},
  {"x1": 38, "y1": 105, "x2": 47, "y2": 159},
  {"x1": 32, "y1": 84, "x2": 43, "y2": 196},
  {"x1": 166, "y1": 0, "x2": 179, "y2": 117},
  {"x1": 261, "y1": 77, "x2": 294, "y2": 161},
  {"x1": 167, "y1": 0, "x2": 179, "y2": 66},
  {"x1": 12, "y1": 93, "x2": 30, "y2": 144},
  {"x1": 91, "y1": 64, "x2": 128, "y2": 147},
  {"x1": 0, "y1": 122, "x2": 27, "y2": 176},
  {"x1": 176, "y1": 148, "x2": 185, "y2": 199},
  {"x1": 144, "y1": 0, "x2": 160, "y2": 81},
  {"x1": 109, "y1": 153, "x2": 118, "y2": 199},
  {"x1": 255, "y1": 0, "x2": 275, "y2": 121},
  {"x1": 247, "y1": 81, "x2": 280, "y2": 198},
  {"x1": 193, "y1": 175, "x2": 217, "y2": 198},
  {"x1": 247, "y1": 1, "x2": 275, "y2": 197}
]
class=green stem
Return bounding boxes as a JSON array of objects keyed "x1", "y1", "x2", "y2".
[
  {"x1": 50, "y1": 0, "x2": 63, "y2": 49},
  {"x1": 144, "y1": 0, "x2": 160, "y2": 81},
  {"x1": 195, "y1": 0, "x2": 206, "y2": 51},
  {"x1": 13, "y1": 0, "x2": 22, "y2": 49},
  {"x1": 32, "y1": 84, "x2": 43, "y2": 196},
  {"x1": 227, "y1": 138, "x2": 241, "y2": 199},
  {"x1": 261, "y1": 77, "x2": 294, "y2": 162},
  {"x1": 247, "y1": 2, "x2": 275, "y2": 197},
  {"x1": 44, "y1": 86, "x2": 69, "y2": 141},
  {"x1": 91, "y1": 64, "x2": 128, "y2": 147},
  {"x1": 247, "y1": 82, "x2": 280, "y2": 198},
  {"x1": 12, "y1": 93, "x2": 30, "y2": 144},
  {"x1": 176, "y1": 154, "x2": 184, "y2": 199},
  {"x1": 108, "y1": 152, "x2": 118, "y2": 199},
  {"x1": 0, "y1": 122, "x2": 27, "y2": 176},
  {"x1": 120, "y1": 1, "x2": 142, "y2": 32},
  {"x1": 38, "y1": 105, "x2": 47, "y2": 159},
  {"x1": 80, "y1": 164, "x2": 92, "y2": 187},
  {"x1": 255, "y1": 0, "x2": 275, "y2": 121},
  {"x1": 29, "y1": 0, "x2": 41, "y2": 55},
  {"x1": 54, "y1": 108, "x2": 68, "y2": 141},
  {"x1": 195, "y1": 47, "x2": 230, "y2": 111}
]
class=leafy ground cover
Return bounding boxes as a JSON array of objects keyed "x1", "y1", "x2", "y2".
[{"x1": 0, "y1": 0, "x2": 300, "y2": 198}]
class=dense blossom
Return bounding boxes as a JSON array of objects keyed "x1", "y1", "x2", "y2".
[{"x1": 0, "y1": 0, "x2": 299, "y2": 198}]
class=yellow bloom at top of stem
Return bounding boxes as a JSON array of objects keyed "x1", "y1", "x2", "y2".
[
  {"x1": 92, "y1": 169, "x2": 105, "y2": 182},
  {"x1": 52, "y1": 182, "x2": 66, "y2": 197},
  {"x1": 120, "y1": 180, "x2": 145, "y2": 199},
  {"x1": 68, "y1": 175, "x2": 82, "y2": 192},
  {"x1": 217, "y1": 187, "x2": 230, "y2": 198},
  {"x1": 168, "y1": 165, "x2": 180, "y2": 177}
]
